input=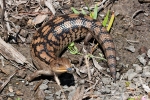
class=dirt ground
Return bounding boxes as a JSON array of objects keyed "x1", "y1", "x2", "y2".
[{"x1": 0, "y1": 0, "x2": 150, "y2": 100}]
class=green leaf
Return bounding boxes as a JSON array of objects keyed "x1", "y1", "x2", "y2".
[
  {"x1": 71, "y1": 7, "x2": 80, "y2": 14},
  {"x1": 98, "y1": 53, "x2": 107, "y2": 61},
  {"x1": 102, "y1": 10, "x2": 110, "y2": 27},
  {"x1": 68, "y1": 42, "x2": 79, "y2": 55},
  {"x1": 93, "y1": 4, "x2": 98, "y2": 19},
  {"x1": 68, "y1": 42, "x2": 75, "y2": 47},
  {"x1": 81, "y1": 9, "x2": 87, "y2": 15},
  {"x1": 107, "y1": 12, "x2": 115, "y2": 31},
  {"x1": 125, "y1": 81, "x2": 130, "y2": 87},
  {"x1": 127, "y1": 98, "x2": 135, "y2": 100}
]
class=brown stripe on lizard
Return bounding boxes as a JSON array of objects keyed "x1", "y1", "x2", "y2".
[{"x1": 26, "y1": 14, "x2": 116, "y2": 82}]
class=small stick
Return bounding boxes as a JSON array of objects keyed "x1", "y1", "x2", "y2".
[
  {"x1": 138, "y1": 0, "x2": 150, "y2": 3},
  {"x1": 1, "y1": 0, "x2": 6, "y2": 29},
  {"x1": 0, "y1": 71, "x2": 16, "y2": 93},
  {"x1": 132, "y1": 9, "x2": 144, "y2": 19}
]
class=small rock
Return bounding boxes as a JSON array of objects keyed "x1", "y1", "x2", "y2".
[
  {"x1": 116, "y1": 57, "x2": 120, "y2": 61},
  {"x1": 101, "y1": 78, "x2": 111, "y2": 85},
  {"x1": 90, "y1": 68, "x2": 94, "y2": 75},
  {"x1": 29, "y1": 82, "x2": 34, "y2": 86},
  {"x1": 7, "y1": 92, "x2": 15, "y2": 96},
  {"x1": 137, "y1": 54, "x2": 147, "y2": 65},
  {"x1": 133, "y1": 78, "x2": 141, "y2": 87},
  {"x1": 39, "y1": 84, "x2": 48, "y2": 90},
  {"x1": 63, "y1": 85, "x2": 69, "y2": 89},
  {"x1": 142, "y1": 72, "x2": 150, "y2": 77},
  {"x1": 147, "y1": 61, "x2": 150, "y2": 66},
  {"x1": 116, "y1": 72, "x2": 120, "y2": 80},
  {"x1": 55, "y1": 90, "x2": 61, "y2": 96},
  {"x1": 16, "y1": 69, "x2": 26, "y2": 79},
  {"x1": 16, "y1": 90, "x2": 23, "y2": 96},
  {"x1": 101, "y1": 86, "x2": 111, "y2": 93},
  {"x1": 125, "y1": 69, "x2": 137, "y2": 81},
  {"x1": 68, "y1": 89, "x2": 75, "y2": 100},
  {"x1": 128, "y1": 72, "x2": 137, "y2": 81},
  {"x1": 147, "y1": 49, "x2": 150, "y2": 58},
  {"x1": 146, "y1": 78, "x2": 150, "y2": 83},
  {"x1": 79, "y1": 79, "x2": 85, "y2": 84},
  {"x1": 138, "y1": 46, "x2": 147, "y2": 55},
  {"x1": 44, "y1": 90, "x2": 52, "y2": 94},
  {"x1": 129, "y1": 83, "x2": 136, "y2": 89},
  {"x1": 45, "y1": 95, "x2": 54, "y2": 100},
  {"x1": 133, "y1": 64, "x2": 142, "y2": 73},
  {"x1": 34, "y1": 89, "x2": 45, "y2": 100},
  {"x1": 7, "y1": 98, "x2": 13, "y2": 100},
  {"x1": 143, "y1": 66, "x2": 150, "y2": 73},
  {"x1": 125, "y1": 45, "x2": 135, "y2": 52},
  {"x1": 8, "y1": 86, "x2": 13, "y2": 92},
  {"x1": 43, "y1": 80, "x2": 49, "y2": 84},
  {"x1": 94, "y1": 91, "x2": 100, "y2": 95},
  {"x1": 60, "y1": 94, "x2": 66, "y2": 99}
]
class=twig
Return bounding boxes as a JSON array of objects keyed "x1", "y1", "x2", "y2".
[
  {"x1": 0, "y1": 71, "x2": 16, "y2": 93},
  {"x1": 138, "y1": 0, "x2": 150, "y2": 3},
  {"x1": 84, "y1": 55, "x2": 91, "y2": 80},
  {"x1": 54, "y1": 72, "x2": 67, "y2": 100},
  {"x1": 84, "y1": 55, "x2": 94, "y2": 98},
  {"x1": 72, "y1": 86, "x2": 85, "y2": 100},
  {"x1": 132, "y1": 9, "x2": 144, "y2": 19},
  {"x1": 0, "y1": 55, "x2": 4, "y2": 67},
  {"x1": 126, "y1": 39, "x2": 139, "y2": 43},
  {"x1": 1, "y1": 0, "x2": 6, "y2": 29}
]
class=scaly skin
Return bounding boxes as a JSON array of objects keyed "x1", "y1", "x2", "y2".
[{"x1": 27, "y1": 14, "x2": 116, "y2": 81}]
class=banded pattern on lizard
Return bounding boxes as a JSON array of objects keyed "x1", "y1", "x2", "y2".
[{"x1": 27, "y1": 14, "x2": 116, "y2": 81}]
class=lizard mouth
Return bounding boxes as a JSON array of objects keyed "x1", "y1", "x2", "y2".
[{"x1": 53, "y1": 67, "x2": 73, "y2": 73}]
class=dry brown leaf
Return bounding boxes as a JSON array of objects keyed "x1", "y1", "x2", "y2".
[
  {"x1": 44, "y1": 0, "x2": 56, "y2": 15},
  {"x1": 32, "y1": 8, "x2": 49, "y2": 25}
]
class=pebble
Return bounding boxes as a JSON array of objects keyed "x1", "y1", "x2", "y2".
[
  {"x1": 16, "y1": 69, "x2": 26, "y2": 78},
  {"x1": 7, "y1": 92, "x2": 15, "y2": 96},
  {"x1": 55, "y1": 90, "x2": 61, "y2": 96},
  {"x1": 125, "y1": 69, "x2": 138, "y2": 81},
  {"x1": 133, "y1": 78, "x2": 141, "y2": 87},
  {"x1": 116, "y1": 72, "x2": 120, "y2": 79},
  {"x1": 44, "y1": 90, "x2": 52, "y2": 94},
  {"x1": 116, "y1": 56, "x2": 120, "y2": 60},
  {"x1": 125, "y1": 45, "x2": 135, "y2": 52},
  {"x1": 128, "y1": 72, "x2": 137, "y2": 81},
  {"x1": 39, "y1": 84, "x2": 48, "y2": 90},
  {"x1": 45, "y1": 95, "x2": 54, "y2": 100},
  {"x1": 133, "y1": 64, "x2": 142, "y2": 73},
  {"x1": 142, "y1": 72, "x2": 150, "y2": 77},
  {"x1": 101, "y1": 86, "x2": 111, "y2": 93},
  {"x1": 16, "y1": 90, "x2": 23, "y2": 96},
  {"x1": 60, "y1": 95, "x2": 66, "y2": 99},
  {"x1": 7, "y1": 98, "x2": 13, "y2": 100},
  {"x1": 68, "y1": 90, "x2": 75, "y2": 100},
  {"x1": 129, "y1": 83, "x2": 136, "y2": 89},
  {"x1": 101, "y1": 78, "x2": 111, "y2": 85},
  {"x1": 28, "y1": 82, "x2": 34, "y2": 86},
  {"x1": 147, "y1": 61, "x2": 150, "y2": 66},
  {"x1": 79, "y1": 79, "x2": 85, "y2": 84},
  {"x1": 147, "y1": 49, "x2": 150, "y2": 58},
  {"x1": 137, "y1": 54, "x2": 147, "y2": 65},
  {"x1": 143, "y1": 66, "x2": 150, "y2": 73},
  {"x1": 43, "y1": 80, "x2": 49, "y2": 84},
  {"x1": 63, "y1": 85, "x2": 68, "y2": 89}
]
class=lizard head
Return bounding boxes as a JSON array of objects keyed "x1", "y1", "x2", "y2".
[{"x1": 50, "y1": 57, "x2": 72, "y2": 75}]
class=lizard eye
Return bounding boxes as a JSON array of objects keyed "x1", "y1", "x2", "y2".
[{"x1": 67, "y1": 67, "x2": 74, "y2": 73}]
